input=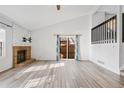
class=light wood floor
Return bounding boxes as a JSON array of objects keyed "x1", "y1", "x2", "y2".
[{"x1": 0, "y1": 60, "x2": 124, "y2": 88}]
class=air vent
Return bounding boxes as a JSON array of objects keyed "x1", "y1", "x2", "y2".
[{"x1": 97, "y1": 60, "x2": 105, "y2": 65}]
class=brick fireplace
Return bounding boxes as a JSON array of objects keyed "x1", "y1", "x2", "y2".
[{"x1": 13, "y1": 46, "x2": 32, "y2": 68}]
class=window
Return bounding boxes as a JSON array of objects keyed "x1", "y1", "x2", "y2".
[
  {"x1": 0, "y1": 28, "x2": 5, "y2": 56},
  {"x1": 91, "y1": 15, "x2": 117, "y2": 44}
]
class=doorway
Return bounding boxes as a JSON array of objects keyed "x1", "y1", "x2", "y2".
[{"x1": 59, "y1": 36, "x2": 75, "y2": 60}]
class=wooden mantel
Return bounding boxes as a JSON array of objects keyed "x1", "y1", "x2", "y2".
[{"x1": 13, "y1": 46, "x2": 33, "y2": 68}]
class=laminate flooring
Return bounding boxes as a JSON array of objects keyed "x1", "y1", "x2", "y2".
[{"x1": 0, "y1": 60, "x2": 124, "y2": 88}]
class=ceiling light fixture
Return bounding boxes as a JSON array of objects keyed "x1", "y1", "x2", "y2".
[{"x1": 56, "y1": 5, "x2": 61, "y2": 11}]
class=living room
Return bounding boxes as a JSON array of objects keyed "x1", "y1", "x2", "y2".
[{"x1": 0, "y1": 1, "x2": 124, "y2": 90}]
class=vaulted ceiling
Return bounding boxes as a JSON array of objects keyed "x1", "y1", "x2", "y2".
[{"x1": 0, "y1": 5, "x2": 99, "y2": 31}]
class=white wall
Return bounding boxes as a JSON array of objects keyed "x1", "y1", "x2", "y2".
[
  {"x1": 0, "y1": 13, "x2": 31, "y2": 72},
  {"x1": 89, "y1": 5, "x2": 120, "y2": 74},
  {"x1": 12, "y1": 24, "x2": 31, "y2": 46},
  {"x1": 90, "y1": 44, "x2": 119, "y2": 73},
  {"x1": 32, "y1": 15, "x2": 90, "y2": 60},
  {"x1": 92, "y1": 12, "x2": 105, "y2": 27}
]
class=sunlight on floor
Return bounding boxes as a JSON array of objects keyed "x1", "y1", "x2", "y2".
[
  {"x1": 23, "y1": 65, "x2": 48, "y2": 73},
  {"x1": 50, "y1": 62, "x2": 65, "y2": 69},
  {"x1": 23, "y1": 62, "x2": 65, "y2": 73}
]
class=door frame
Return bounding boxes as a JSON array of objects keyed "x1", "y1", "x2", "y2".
[{"x1": 56, "y1": 35, "x2": 80, "y2": 62}]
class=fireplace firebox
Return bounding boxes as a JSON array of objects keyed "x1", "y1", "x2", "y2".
[{"x1": 17, "y1": 50, "x2": 26, "y2": 64}]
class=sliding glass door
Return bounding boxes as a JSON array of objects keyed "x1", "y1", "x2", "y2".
[{"x1": 56, "y1": 35, "x2": 80, "y2": 62}]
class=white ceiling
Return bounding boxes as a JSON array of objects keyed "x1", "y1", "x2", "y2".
[{"x1": 0, "y1": 5, "x2": 99, "y2": 31}]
